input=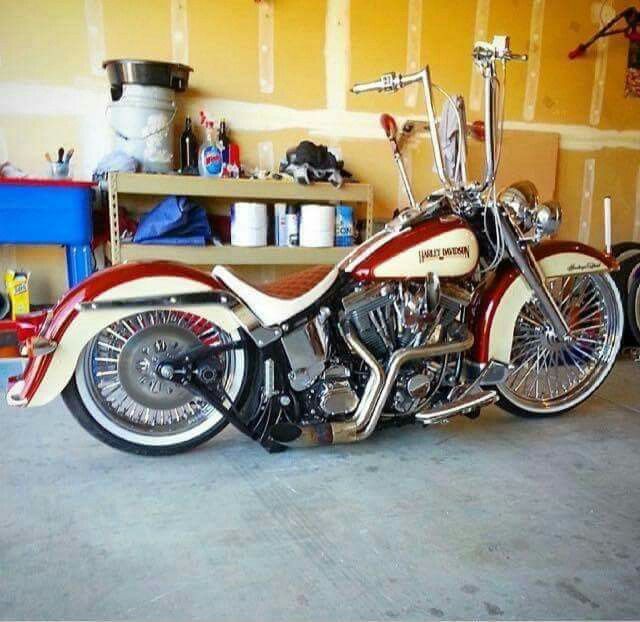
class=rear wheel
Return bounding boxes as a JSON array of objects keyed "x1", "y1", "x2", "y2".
[
  {"x1": 497, "y1": 273, "x2": 622, "y2": 417},
  {"x1": 626, "y1": 270, "x2": 640, "y2": 345},
  {"x1": 62, "y1": 309, "x2": 253, "y2": 455}
]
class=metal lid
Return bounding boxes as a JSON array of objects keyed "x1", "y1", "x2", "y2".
[{"x1": 102, "y1": 59, "x2": 193, "y2": 92}]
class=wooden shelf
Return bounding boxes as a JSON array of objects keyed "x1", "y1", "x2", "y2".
[
  {"x1": 112, "y1": 173, "x2": 372, "y2": 204},
  {"x1": 106, "y1": 242, "x2": 355, "y2": 266},
  {"x1": 107, "y1": 172, "x2": 374, "y2": 267}
]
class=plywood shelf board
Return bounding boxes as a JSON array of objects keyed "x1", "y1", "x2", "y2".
[
  {"x1": 105, "y1": 242, "x2": 354, "y2": 266},
  {"x1": 113, "y1": 173, "x2": 372, "y2": 203}
]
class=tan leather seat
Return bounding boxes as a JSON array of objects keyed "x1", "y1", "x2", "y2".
[{"x1": 212, "y1": 265, "x2": 339, "y2": 326}]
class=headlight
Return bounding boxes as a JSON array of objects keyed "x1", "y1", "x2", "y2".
[
  {"x1": 499, "y1": 181, "x2": 539, "y2": 232},
  {"x1": 499, "y1": 181, "x2": 560, "y2": 241},
  {"x1": 534, "y1": 201, "x2": 562, "y2": 239}
]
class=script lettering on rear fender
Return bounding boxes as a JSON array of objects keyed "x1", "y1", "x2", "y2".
[{"x1": 418, "y1": 246, "x2": 471, "y2": 263}]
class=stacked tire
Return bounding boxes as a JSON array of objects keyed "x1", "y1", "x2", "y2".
[{"x1": 611, "y1": 242, "x2": 640, "y2": 346}]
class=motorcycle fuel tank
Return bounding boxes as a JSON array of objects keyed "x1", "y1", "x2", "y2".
[{"x1": 348, "y1": 215, "x2": 479, "y2": 280}]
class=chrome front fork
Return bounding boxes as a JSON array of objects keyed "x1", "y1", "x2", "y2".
[{"x1": 499, "y1": 210, "x2": 571, "y2": 340}]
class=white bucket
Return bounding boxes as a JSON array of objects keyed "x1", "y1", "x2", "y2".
[
  {"x1": 231, "y1": 202, "x2": 268, "y2": 247},
  {"x1": 107, "y1": 84, "x2": 176, "y2": 173},
  {"x1": 300, "y1": 204, "x2": 335, "y2": 247}
]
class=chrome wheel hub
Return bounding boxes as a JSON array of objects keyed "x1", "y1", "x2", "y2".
[{"x1": 118, "y1": 324, "x2": 200, "y2": 410}]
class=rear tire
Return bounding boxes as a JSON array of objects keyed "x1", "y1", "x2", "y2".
[
  {"x1": 612, "y1": 255, "x2": 640, "y2": 345},
  {"x1": 62, "y1": 310, "x2": 260, "y2": 456},
  {"x1": 626, "y1": 268, "x2": 640, "y2": 346},
  {"x1": 611, "y1": 242, "x2": 640, "y2": 261},
  {"x1": 62, "y1": 377, "x2": 231, "y2": 455}
]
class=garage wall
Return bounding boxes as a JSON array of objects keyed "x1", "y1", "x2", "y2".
[{"x1": 0, "y1": 0, "x2": 638, "y2": 302}]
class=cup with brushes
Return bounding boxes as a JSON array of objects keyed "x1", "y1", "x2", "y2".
[{"x1": 45, "y1": 147, "x2": 74, "y2": 179}]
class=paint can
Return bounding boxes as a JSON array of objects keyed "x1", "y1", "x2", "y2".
[
  {"x1": 285, "y1": 205, "x2": 299, "y2": 247},
  {"x1": 274, "y1": 203, "x2": 288, "y2": 246},
  {"x1": 335, "y1": 204, "x2": 355, "y2": 247},
  {"x1": 106, "y1": 84, "x2": 176, "y2": 173},
  {"x1": 300, "y1": 204, "x2": 335, "y2": 248},
  {"x1": 230, "y1": 202, "x2": 267, "y2": 247}
]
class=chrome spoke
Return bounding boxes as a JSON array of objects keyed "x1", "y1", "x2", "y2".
[
  {"x1": 502, "y1": 274, "x2": 621, "y2": 414},
  {"x1": 81, "y1": 309, "x2": 239, "y2": 440}
]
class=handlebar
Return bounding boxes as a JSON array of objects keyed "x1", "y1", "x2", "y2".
[
  {"x1": 352, "y1": 41, "x2": 527, "y2": 96},
  {"x1": 472, "y1": 39, "x2": 528, "y2": 65},
  {"x1": 351, "y1": 70, "x2": 423, "y2": 95},
  {"x1": 350, "y1": 36, "x2": 527, "y2": 196}
]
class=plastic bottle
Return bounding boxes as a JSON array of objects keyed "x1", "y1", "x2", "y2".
[{"x1": 198, "y1": 121, "x2": 223, "y2": 177}]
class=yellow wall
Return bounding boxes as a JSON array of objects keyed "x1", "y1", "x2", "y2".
[{"x1": 0, "y1": 0, "x2": 639, "y2": 302}]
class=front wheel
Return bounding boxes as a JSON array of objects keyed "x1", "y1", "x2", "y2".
[
  {"x1": 62, "y1": 309, "x2": 255, "y2": 455},
  {"x1": 497, "y1": 272, "x2": 623, "y2": 417}
]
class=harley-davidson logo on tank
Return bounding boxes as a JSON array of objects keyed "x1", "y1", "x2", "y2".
[{"x1": 374, "y1": 228, "x2": 479, "y2": 278}]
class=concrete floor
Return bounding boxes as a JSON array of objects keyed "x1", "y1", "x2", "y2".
[{"x1": 1, "y1": 360, "x2": 639, "y2": 621}]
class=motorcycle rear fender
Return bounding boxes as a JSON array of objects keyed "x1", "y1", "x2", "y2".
[
  {"x1": 471, "y1": 240, "x2": 618, "y2": 364},
  {"x1": 10, "y1": 262, "x2": 259, "y2": 408}
]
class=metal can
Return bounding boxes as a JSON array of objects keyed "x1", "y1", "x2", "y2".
[{"x1": 335, "y1": 204, "x2": 354, "y2": 247}]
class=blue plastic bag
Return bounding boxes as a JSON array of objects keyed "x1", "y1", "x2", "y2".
[{"x1": 134, "y1": 195, "x2": 211, "y2": 246}]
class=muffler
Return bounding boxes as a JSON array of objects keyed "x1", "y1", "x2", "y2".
[{"x1": 269, "y1": 420, "x2": 358, "y2": 447}]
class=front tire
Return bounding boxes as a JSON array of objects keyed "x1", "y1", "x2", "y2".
[
  {"x1": 62, "y1": 309, "x2": 255, "y2": 455},
  {"x1": 497, "y1": 272, "x2": 623, "y2": 418}
]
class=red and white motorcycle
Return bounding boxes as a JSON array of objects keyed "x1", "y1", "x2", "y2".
[{"x1": 2, "y1": 36, "x2": 623, "y2": 454}]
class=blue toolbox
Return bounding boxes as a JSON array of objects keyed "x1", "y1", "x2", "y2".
[{"x1": 0, "y1": 178, "x2": 94, "y2": 287}]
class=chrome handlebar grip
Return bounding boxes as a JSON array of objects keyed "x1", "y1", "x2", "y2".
[{"x1": 351, "y1": 72, "x2": 399, "y2": 94}]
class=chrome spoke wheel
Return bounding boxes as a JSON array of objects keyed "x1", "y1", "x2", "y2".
[
  {"x1": 499, "y1": 273, "x2": 622, "y2": 414},
  {"x1": 75, "y1": 310, "x2": 245, "y2": 447}
]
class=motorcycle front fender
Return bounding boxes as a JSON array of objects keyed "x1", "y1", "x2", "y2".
[
  {"x1": 9, "y1": 261, "x2": 256, "y2": 408},
  {"x1": 470, "y1": 240, "x2": 618, "y2": 365}
]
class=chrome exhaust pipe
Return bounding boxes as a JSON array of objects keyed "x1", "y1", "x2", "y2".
[
  {"x1": 414, "y1": 389, "x2": 497, "y2": 425},
  {"x1": 355, "y1": 328, "x2": 474, "y2": 442},
  {"x1": 270, "y1": 325, "x2": 475, "y2": 448}
]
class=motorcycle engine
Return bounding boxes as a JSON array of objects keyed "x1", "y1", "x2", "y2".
[
  {"x1": 285, "y1": 278, "x2": 464, "y2": 420},
  {"x1": 341, "y1": 278, "x2": 465, "y2": 414},
  {"x1": 342, "y1": 279, "x2": 459, "y2": 360}
]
